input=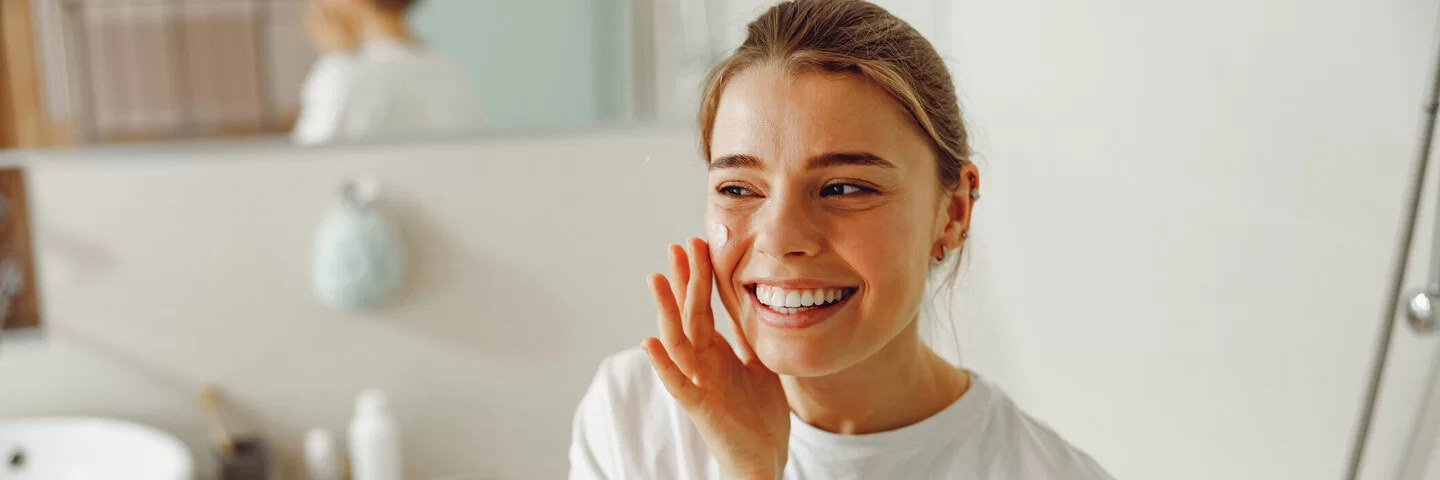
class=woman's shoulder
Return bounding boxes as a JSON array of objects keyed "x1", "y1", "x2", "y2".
[
  {"x1": 973, "y1": 378, "x2": 1115, "y2": 480},
  {"x1": 573, "y1": 345, "x2": 679, "y2": 418},
  {"x1": 584, "y1": 348, "x2": 660, "y2": 398},
  {"x1": 569, "y1": 348, "x2": 712, "y2": 479},
  {"x1": 574, "y1": 348, "x2": 678, "y2": 426},
  {"x1": 571, "y1": 349, "x2": 664, "y2": 452}
]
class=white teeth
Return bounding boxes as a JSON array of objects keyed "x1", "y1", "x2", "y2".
[
  {"x1": 785, "y1": 291, "x2": 801, "y2": 308},
  {"x1": 756, "y1": 286, "x2": 853, "y2": 311}
]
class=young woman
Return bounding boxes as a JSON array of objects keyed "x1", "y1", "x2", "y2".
[
  {"x1": 291, "y1": 0, "x2": 477, "y2": 146},
  {"x1": 571, "y1": 1, "x2": 1113, "y2": 478}
]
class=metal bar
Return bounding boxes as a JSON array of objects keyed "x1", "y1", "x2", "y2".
[
  {"x1": 1430, "y1": 167, "x2": 1440, "y2": 293},
  {"x1": 1396, "y1": 348, "x2": 1440, "y2": 479},
  {"x1": 1343, "y1": 7, "x2": 1440, "y2": 478}
]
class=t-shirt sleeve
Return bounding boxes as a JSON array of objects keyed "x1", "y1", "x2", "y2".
[
  {"x1": 999, "y1": 398, "x2": 1116, "y2": 480},
  {"x1": 291, "y1": 53, "x2": 356, "y2": 146},
  {"x1": 569, "y1": 355, "x2": 620, "y2": 480}
]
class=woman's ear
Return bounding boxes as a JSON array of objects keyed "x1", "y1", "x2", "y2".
[{"x1": 937, "y1": 164, "x2": 980, "y2": 255}]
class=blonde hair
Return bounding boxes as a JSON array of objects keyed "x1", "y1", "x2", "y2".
[{"x1": 697, "y1": 0, "x2": 971, "y2": 191}]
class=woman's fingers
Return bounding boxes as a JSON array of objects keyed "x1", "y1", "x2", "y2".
[
  {"x1": 668, "y1": 244, "x2": 690, "y2": 310},
  {"x1": 727, "y1": 314, "x2": 758, "y2": 365},
  {"x1": 684, "y1": 238, "x2": 716, "y2": 351},
  {"x1": 648, "y1": 273, "x2": 698, "y2": 373},
  {"x1": 641, "y1": 338, "x2": 700, "y2": 407}
]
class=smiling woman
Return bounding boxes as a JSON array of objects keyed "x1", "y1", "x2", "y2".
[{"x1": 568, "y1": 1, "x2": 1112, "y2": 479}]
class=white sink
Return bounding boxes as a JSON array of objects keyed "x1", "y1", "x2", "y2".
[{"x1": 0, "y1": 417, "x2": 193, "y2": 480}]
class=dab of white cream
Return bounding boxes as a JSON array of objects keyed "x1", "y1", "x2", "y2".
[{"x1": 708, "y1": 221, "x2": 729, "y2": 249}]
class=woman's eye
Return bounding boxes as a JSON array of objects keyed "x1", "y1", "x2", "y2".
[
  {"x1": 821, "y1": 183, "x2": 874, "y2": 197},
  {"x1": 719, "y1": 185, "x2": 755, "y2": 197}
]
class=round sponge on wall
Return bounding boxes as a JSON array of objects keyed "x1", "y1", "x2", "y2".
[{"x1": 312, "y1": 182, "x2": 407, "y2": 310}]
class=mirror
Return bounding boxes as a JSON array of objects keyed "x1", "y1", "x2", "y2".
[{"x1": 15, "y1": 0, "x2": 748, "y2": 147}]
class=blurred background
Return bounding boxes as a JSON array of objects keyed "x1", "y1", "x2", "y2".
[
  {"x1": 0, "y1": 0, "x2": 1439, "y2": 480},
  {"x1": 6, "y1": 0, "x2": 725, "y2": 145},
  {"x1": 3, "y1": 0, "x2": 899, "y2": 147}
]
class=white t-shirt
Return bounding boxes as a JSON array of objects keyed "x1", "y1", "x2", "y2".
[
  {"x1": 569, "y1": 348, "x2": 1114, "y2": 480},
  {"x1": 291, "y1": 38, "x2": 478, "y2": 146}
]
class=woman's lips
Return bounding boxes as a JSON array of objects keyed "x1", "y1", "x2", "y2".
[{"x1": 747, "y1": 284, "x2": 857, "y2": 329}]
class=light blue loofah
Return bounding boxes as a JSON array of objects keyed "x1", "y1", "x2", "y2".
[{"x1": 312, "y1": 184, "x2": 407, "y2": 310}]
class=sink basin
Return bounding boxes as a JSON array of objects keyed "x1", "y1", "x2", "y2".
[{"x1": 0, "y1": 417, "x2": 193, "y2": 480}]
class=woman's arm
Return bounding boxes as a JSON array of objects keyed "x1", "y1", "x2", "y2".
[
  {"x1": 291, "y1": 54, "x2": 355, "y2": 146},
  {"x1": 292, "y1": 2, "x2": 360, "y2": 146}
]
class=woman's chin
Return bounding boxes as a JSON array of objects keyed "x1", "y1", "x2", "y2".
[{"x1": 753, "y1": 335, "x2": 853, "y2": 377}]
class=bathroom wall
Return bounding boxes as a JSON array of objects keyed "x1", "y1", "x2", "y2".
[
  {"x1": 0, "y1": 129, "x2": 712, "y2": 479},
  {"x1": 943, "y1": 0, "x2": 1440, "y2": 478},
  {"x1": 645, "y1": 0, "x2": 948, "y2": 124}
]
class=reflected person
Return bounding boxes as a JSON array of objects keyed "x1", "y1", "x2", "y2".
[
  {"x1": 569, "y1": 1, "x2": 1115, "y2": 479},
  {"x1": 292, "y1": 0, "x2": 477, "y2": 146}
]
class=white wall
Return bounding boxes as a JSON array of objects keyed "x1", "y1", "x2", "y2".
[
  {"x1": 0, "y1": 129, "x2": 709, "y2": 479},
  {"x1": 647, "y1": 0, "x2": 947, "y2": 124},
  {"x1": 945, "y1": 0, "x2": 1440, "y2": 478}
]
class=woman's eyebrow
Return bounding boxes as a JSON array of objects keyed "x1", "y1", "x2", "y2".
[
  {"x1": 807, "y1": 152, "x2": 896, "y2": 169},
  {"x1": 708, "y1": 152, "x2": 896, "y2": 171},
  {"x1": 709, "y1": 154, "x2": 763, "y2": 171}
]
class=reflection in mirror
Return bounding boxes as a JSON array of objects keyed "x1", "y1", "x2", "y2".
[
  {"x1": 46, "y1": 0, "x2": 320, "y2": 144},
  {"x1": 17, "y1": 0, "x2": 733, "y2": 148}
]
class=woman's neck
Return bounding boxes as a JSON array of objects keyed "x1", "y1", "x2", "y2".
[
  {"x1": 781, "y1": 319, "x2": 969, "y2": 434},
  {"x1": 359, "y1": 10, "x2": 415, "y2": 44}
]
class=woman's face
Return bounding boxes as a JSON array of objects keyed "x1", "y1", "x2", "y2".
[{"x1": 708, "y1": 63, "x2": 973, "y2": 377}]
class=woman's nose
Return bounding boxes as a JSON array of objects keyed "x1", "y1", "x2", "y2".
[{"x1": 752, "y1": 191, "x2": 822, "y2": 260}]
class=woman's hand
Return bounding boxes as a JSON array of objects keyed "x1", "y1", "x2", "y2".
[
  {"x1": 643, "y1": 238, "x2": 790, "y2": 480},
  {"x1": 306, "y1": 3, "x2": 359, "y2": 53}
]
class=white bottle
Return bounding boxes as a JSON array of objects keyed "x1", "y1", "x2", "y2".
[
  {"x1": 349, "y1": 389, "x2": 403, "y2": 480},
  {"x1": 304, "y1": 428, "x2": 344, "y2": 480}
]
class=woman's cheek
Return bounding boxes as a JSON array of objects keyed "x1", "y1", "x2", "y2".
[
  {"x1": 705, "y1": 211, "x2": 746, "y2": 296},
  {"x1": 708, "y1": 220, "x2": 729, "y2": 251},
  {"x1": 705, "y1": 206, "x2": 747, "y2": 264}
]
